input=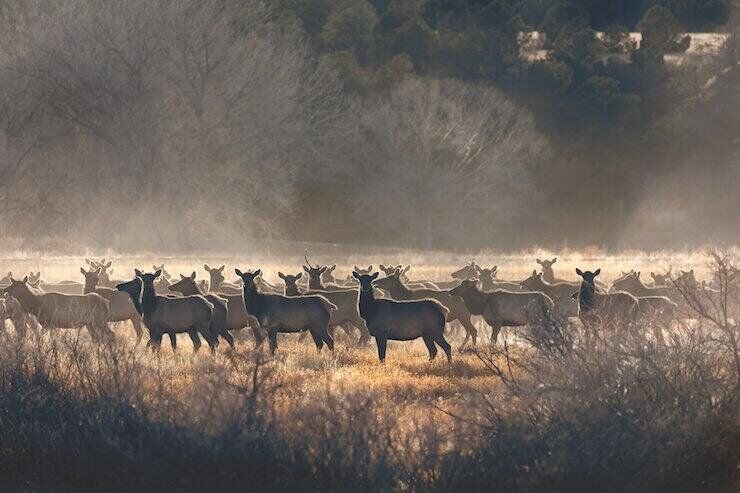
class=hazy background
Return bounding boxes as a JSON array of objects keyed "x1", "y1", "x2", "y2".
[{"x1": 0, "y1": 0, "x2": 737, "y2": 254}]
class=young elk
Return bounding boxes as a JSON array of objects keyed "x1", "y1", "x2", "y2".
[
  {"x1": 279, "y1": 272, "x2": 371, "y2": 345},
  {"x1": 133, "y1": 270, "x2": 217, "y2": 352},
  {"x1": 168, "y1": 272, "x2": 235, "y2": 349},
  {"x1": 3, "y1": 276, "x2": 112, "y2": 341},
  {"x1": 235, "y1": 269, "x2": 336, "y2": 355},
  {"x1": 374, "y1": 270, "x2": 479, "y2": 346},
  {"x1": 353, "y1": 271, "x2": 451, "y2": 363},
  {"x1": 449, "y1": 279, "x2": 555, "y2": 345},
  {"x1": 520, "y1": 271, "x2": 578, "y2": 318},
  {"x1": 574, "y1": 268, "x2": 639, "y2": 333},
  {"x1": 80, "y1": 267, "x2": 144, "y2": 343}
]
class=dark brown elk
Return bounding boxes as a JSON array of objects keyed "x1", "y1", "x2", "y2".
[
  {"x1": 235, "y1": 268, "x2": 336, "y2": 355},
  {"x1": 80, "y1": 267, "x2": 144, "y2": 343},
  {"x1": 449, "y1": 279, "x2": 555, "y2": 345},
  {"x1": 279, "y1": 271, "x2": 371, "y2": 345},
  {"x1": 3, "y1": 276, "x2": 112, "y2": 341},
  {"x1": 168, "y1": 272, "x2": 235, "y2": 349},
  {"x1": 353, "y1": 271, "x2": 451, "y2": 362},
  {"x1": 373, "y1": 270, "x2": 479, "y2": 346},
  {"x1": 135, "y1": 270, "x2": 217, "y2": 352},
  {"x1": 575, "y1": 268, "x2": 639, "y2": 332}
]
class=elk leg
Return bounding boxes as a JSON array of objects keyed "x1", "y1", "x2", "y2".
[
  {"x1": 251, "y1": 323, "x2": 265, "y2": 349},
  {"x1": 375, "y1": 335, "x2": 387, "y2": 362},
  {"x1": 131, "y1": 316, "x2": 143, "y2": 345},
  {"x1": 309, "y1": 329, "x2": 325, "y2": 352},
  {"x1": 490, "y1": 323, "x2": 502, "y2": 345},
  {"x1": 434, "y1": 335, "x2": 452, "y2": 363},
  {"x1": 150, "y1": 331, "x2": 163, "y2": 352},
  {"x1": 322, "y1": 330, "x2": 334, "y2": 351},
  {"x1": 220, "y1": 329, "x2": 235, "y2": 349},
  {"x1": 422, "y1": 336, "x2": 438, "y2": 360},
  {"x1": 169, "y1": 332, "x2": 177, "y2": 351},
  {"x1": 459, "y1": 316, "x2": 478, "y2": 347},
  {"x1": 268, "y1": 328, "x2": 278, "y2": 354},
  {"x1": 188, "y1": 330, "x2": 202, "y2": 353}
]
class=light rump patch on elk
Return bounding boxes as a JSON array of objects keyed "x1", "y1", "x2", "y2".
[
  {"x1": 80, "y1": 266, "x2": 144, "y2": 343},
  {"x1": 352, "y1": 271, "x2": 451, "y2": 363},
  {"x1": 449, "y1": 279, "x2": 555, "y2": 345},
  {"x1": 3, "y1": 276, "x2": 112, "y2": 341},
  {"x1": 168, "y1": 272, "x2": 235, "y2": 349},
  {"x1": 374, "y1": 270, "x2": 479, "y2": 346},
  {"x1": 134, "y1": 269, "x2": 217, "y2": 352},
  {"x1": 236, "y1": 268, "x2": 336, "y2": 355},
  {"x1": 280, "y1": 271, "x2": 371, "y2": 345}
]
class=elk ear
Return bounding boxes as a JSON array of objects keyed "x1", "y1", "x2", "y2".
[
  {"x1": 154, "y1": 270, "x2": 162, "y2": 278},
  {"x1": 303, "y1": 266, "x2": 310, "y2": 273},
  {"x1": 367, "y1": 265, "x2": 373, "y2": 271},
  {"x1": 575, "y1": 268, "x2": 583, "y2": 276},
  {"x1": 329, "y1": 265, "x2": 336, "y2": 271},
  {"x1": 254, "y1": 269, "x2": 261, "y2": 277},
  {"x1": 552, "y1": 258, "x2": 557, "y2": 263},
  {"x1": 105, "y1": 261, "x2": 112, "y2": 269},
  {"x1": 352, "y1": 271, "x2": 361, "y2": 280},
  {"x1": 135, "y1": 269, "x2": 144, "y2": 277},
  {"x1": 402, "y1": 266, "x2": 410, "y2": 274},
  {"x1": 353, "y1": 266, "x2": 360, "y2": 271},
  {"x1": 536, "y1": 259, "x2": 543, "y2": 265},
  {"x1": 650, "y1": 272, "x2": 656, "y2": 279},
  {"x1": 594, "y1": 269, "x2": 601, "y2": 276},
  {"x1": 218, "y1": 265, "x2": 225, "y2": 272},
  {"x1": 22, "y1": 276, "x2": 28, "y2": 283},
  {"x1": 532, "y1": 270, "x2": 537, "y2": 276},
  {"x1": 80, "y1": 267, "x2": 87, "y2": 276},
  {"x1": 636, "y1": 271, "x2": 641, "y2": 278},
  {"x1": 296, "y1": 273, "x2": 302, "y2": 279},
  {"x1": 190, "y1": 272, "x2": 196, "y2": 279},
  {"x1": 234, "y1": 269, "x2": 243, "y2": 277},
  {"x1": 95, "y1": 268, "x2": 101, "y2": 276},
  {"x1": 180, "y1": 274, "x2": 186, "y2": 279},
  {"x1": 379, "y1": 264, "x2": 386, "y2": 270},
  {"x1": 371, "y1": 272, "x2": 379, "y2": 280},
  {"x1": 319, "y1": 266, "x2": 327, "y2": 274},
  {"x1": 204, "y1": 264, "x2": 211, "y2": 272},
  {"x1": 278, "y1": 272, "x2": 285, "y2": 280}
]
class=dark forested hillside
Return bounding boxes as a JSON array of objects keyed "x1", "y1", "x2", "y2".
[{"x1": 0, "y1": 0, "x2": 736, "y2": 252}]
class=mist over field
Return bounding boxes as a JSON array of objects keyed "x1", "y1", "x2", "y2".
[{"x1": 0, "y1": 0, "x2": 736, "y2": 255}]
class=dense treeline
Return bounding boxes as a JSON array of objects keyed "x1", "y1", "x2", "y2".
[{"x1": 0, "y1": 0, "x2": 736, "y2": 252}]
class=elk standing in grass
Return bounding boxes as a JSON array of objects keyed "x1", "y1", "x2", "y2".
[
  {"x1": 168, "y1": 272, "x2": 235, "y2": 349},
  {"x1": 80, "y1": 267, "x2": 144, "y2": 343},
  {"x1": 574, "y1": 268, "x2": 639, "y2": 334},
  {"x1": 352, "y1": 271, "x2": 451, "y2": 362},
  {"x1": 374, "y1": 270, "x2": 479, "y2": 346},
  {"x1": 3, "y1": 276, "x2": 112, "y2": 341},
  {"x1": 449, "y1": 279, "x2": 555, "y2": 345},
  {"x1": 235, "y1": 268, "x2": 336, "y2": 355},
  {"x1": 520, "y1": 271, "x2": 578, "y2": 318},
  {"x1": 280, "y1": 271, "x2": 371, "y2": 345},
  {"x1": 204, "y1": 264, "x2": 242, "y2": 295}
]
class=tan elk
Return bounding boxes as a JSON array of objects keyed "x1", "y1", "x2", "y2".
[
  {"x1": 0, "y1": 294, "x2": 38, "y2": 336},
  {"x1": 520, "y1": 271, "x2": 578, "y2": 318},
  {"x1": 449, "y1": 279, "x2": 555, "y2": 345},
  {"x1": 235, "y1": 268, "x2": 336, "y2": 355},
  {"x1": 3, "y1": 276, "x2": 112, "y2": 341},
  {"x1": 373, "y1": 270, "x2": 479, "y2": 346},
  {"x1": 204, "y1": 264, "x2": 242, "y2": 295},
  {"x1": 168, "y1": 272, "x2": 235, "y2": 349},
  {"x1": 80, "y1": 267, "x2": 144, "y2": 343},
  {"x1": 279, "y1": 271, "x2": 371, "y2": 345},
  {"x1": 353, "y1": 271, "x2": 451, "y2": 362}
]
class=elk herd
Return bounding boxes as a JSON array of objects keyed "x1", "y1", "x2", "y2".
[{"x1": 0, "y1": 254, "x2": 735, "y2": 363}]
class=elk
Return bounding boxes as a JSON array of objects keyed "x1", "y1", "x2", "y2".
[
  {"x1": 168, "y1": 272, "x2": 235, "y2": 349},
  {"x1": 116, "y1": 277, "x2": 204, "y2": 351},
  {"x1": 379, "y1": 264, "x2": 437, "y2": 289},
  {"x1": 649, "y1": 268, "x2": 672, "y2": 286},
  {"x1": 478, "y1": 267, "x2": 522, "y2": 292},
  {"x1": 373, "y1": 270, "x2": 479, "y2": 346},
  {"x1": 449, "y1": 279, "x2": 555, "y2": 345},
  {"x1": 80, "y1": 267, "x2": 144, "y2": 343},
  {"x1": 27, "y1": 271, "x2": 83, "y2": 295},
  {"x1": 520, "y1": 271, "x2": 578, "y2": 318},
  {"x1": 303, "y1": 254, "x2": 347, "y2": 292},
  {"x1": 451, "y1": 261, "x2": 480, "y2": 280},
  {"x1": 279, "y1": 271, "x2": 371, "y2": 345},
  {"x1": 0, "y1": 271, "x2": 12, "y2": 286},
  {"x1": 133, "y1": 270, "x2": 217, "y2": 352},
  {"x1": 0, "y1": 294, "x2": 38, "y2": 336},
  {"x1": 3, "y1": 276, "x2": 112, "y2": 341},
  {"x1": 204, "y1": 264, "x2": 242, "y2": 295},
  {"x1": 610, "y1": 271, "x2": 681, "y2": 304},
  {"x1": 538, "y1": 257, "x2": 608, "y2": 291},
  {"x1": 352, "y1": 271, "x2": 451, "y2": 362},
  {"x1": 235, "y1": 268, "x2": 336, "y2": 355},
  {"x1": 321, "y1": 265, "x2": 338, "y2": 284},
  {"x1": 574, "y1": 268, "x2": 639, "y2": 332}
]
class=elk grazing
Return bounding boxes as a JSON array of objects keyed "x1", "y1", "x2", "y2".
[
  {"x1": 352, "y1": 271, "x2": 451, "y2": 363},
  {"x1": 133, "y1": 270, "x2": 217, "y2": 352},
  {"x1": 279, "y1": 271, "x2": 371, "y2": 345},
  {"x1": 204, "y1": 264, "x2": 242, "y2": 295},
  {"x1": 449, "y1": 279, "x2": 555, "y2": 345},
  {"x1": 373, "y1": 270, "x2": 479, "y2": 346},
  {"x1": 80, "y1": 267, "x2": 144, "y2": 343},
  {"x1": 3, "y1": 276, "x2": 112, "y2": 341},
  {"x1": 168, "y1": 272, "x2": 235, "y2": 349},
  {"x1": 235, "y1": 268, "x2": 336, "y2": 355},
  {"x1": 574, "y1": 268, "x2": 639, "y2": 332},
  {"x1": 520, "y1": 271, "x2": 578, "y2": 318}
]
